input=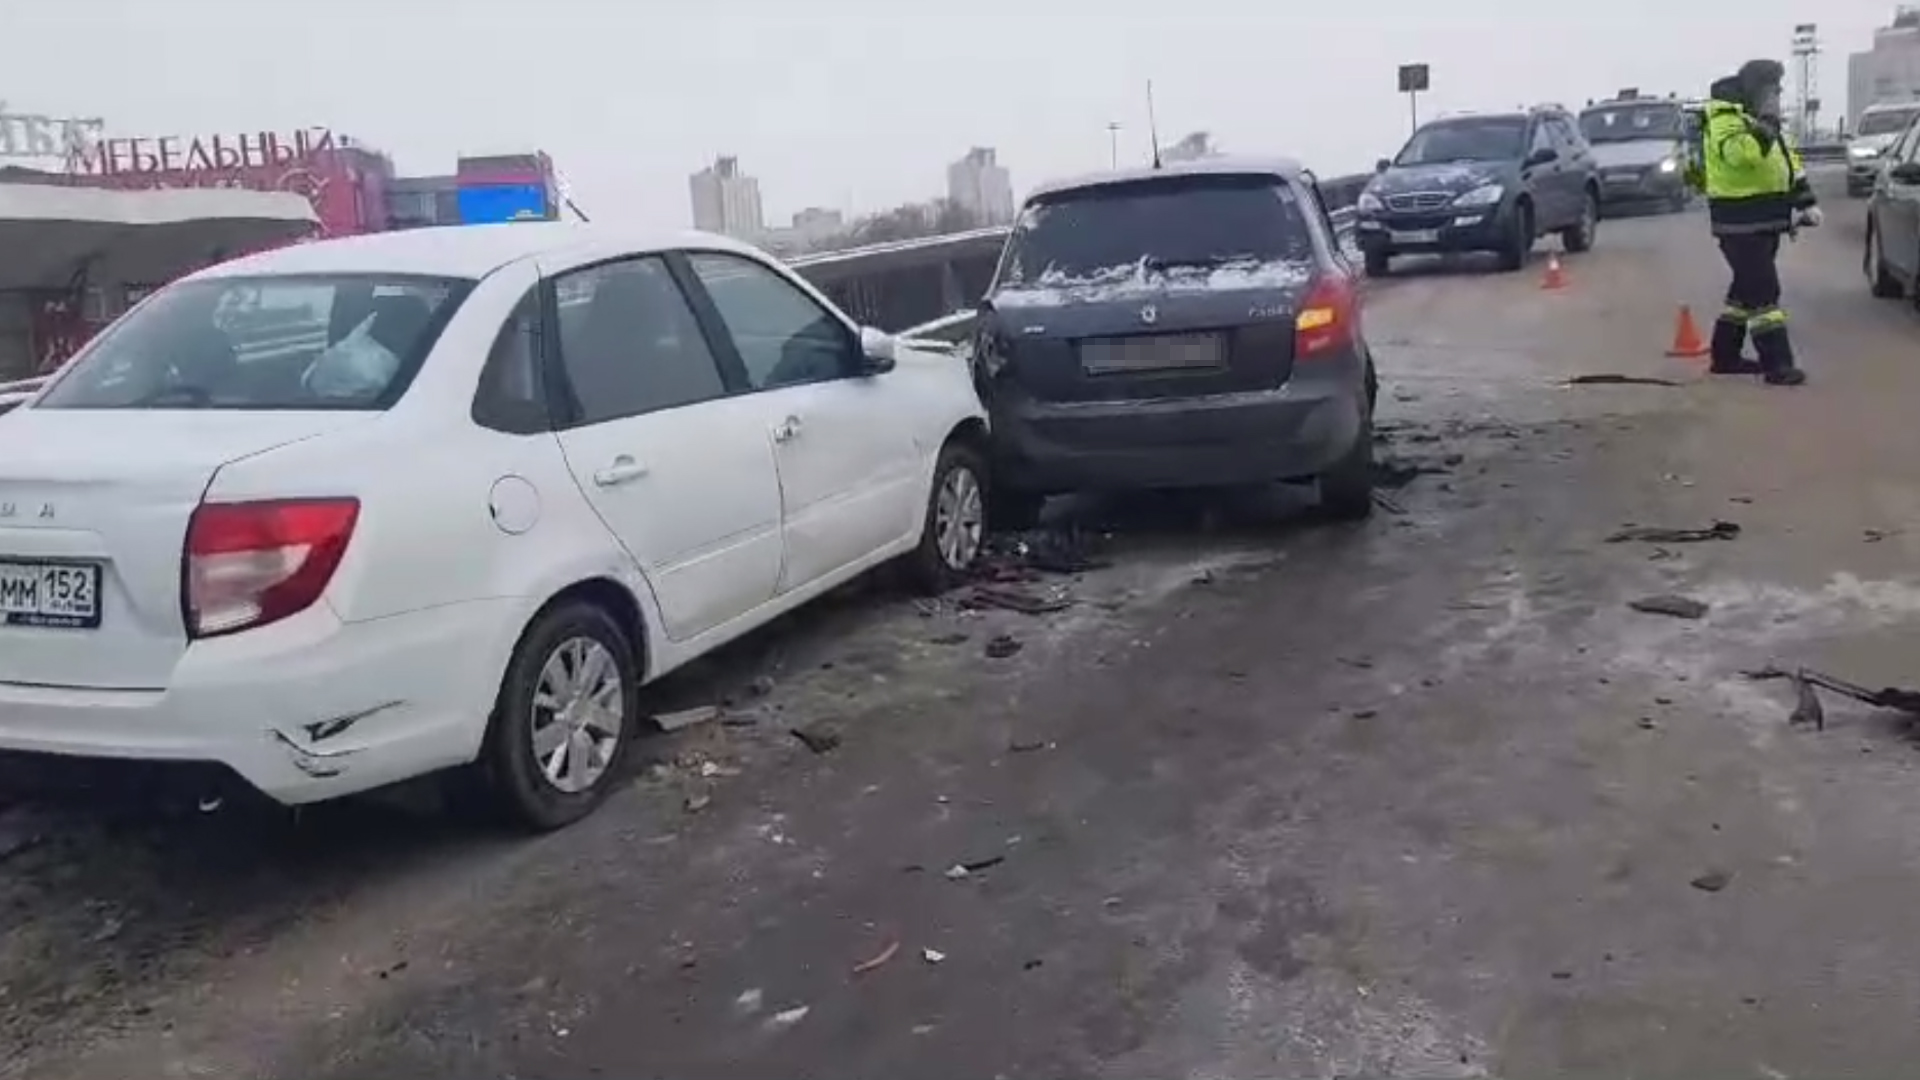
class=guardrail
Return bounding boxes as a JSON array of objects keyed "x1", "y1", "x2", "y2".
[
  {"x1": 896, "y1": 206, "x2": 1358, "y2": 349},
  {"x1": 1800, "y1": 142, "x2": 1847, "y2": 165}
]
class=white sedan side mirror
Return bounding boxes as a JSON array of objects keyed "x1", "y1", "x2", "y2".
[{"x1": 858, "y1": 326, "x2": 897, "y2": 374}]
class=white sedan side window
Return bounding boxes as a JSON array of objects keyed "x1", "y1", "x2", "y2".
[{"x1": 686, "y1": 252, "x2": 856, "y2": 391}]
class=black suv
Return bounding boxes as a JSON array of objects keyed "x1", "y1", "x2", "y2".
[{"x1": 1353, "y1": 105, "x2": 1601, "y2": 275}]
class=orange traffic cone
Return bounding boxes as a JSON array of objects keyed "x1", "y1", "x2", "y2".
[
  {"x1": 1665, "y1": 305, "x2": 1711, "y2": 359},
  {"x1": 1540, "y1": 252, "x2": 1568, "y2": 290}
]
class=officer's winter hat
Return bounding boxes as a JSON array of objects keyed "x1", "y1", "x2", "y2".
[{"x1": 1738, "y1": 59, "x2": 1786, "y2": 96}]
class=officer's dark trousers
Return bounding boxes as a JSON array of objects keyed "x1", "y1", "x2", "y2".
[{"x1": 1713, "y1": 231, "x2": 1798, "y2": 377}]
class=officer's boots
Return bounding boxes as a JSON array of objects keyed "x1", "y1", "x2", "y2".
[
  {"x1": 1753, "y1": 324, "x2": 1807, "y2": 386},
  {"x1": 1709, "y1": 316, "x2": 1762, "y2": 375}
]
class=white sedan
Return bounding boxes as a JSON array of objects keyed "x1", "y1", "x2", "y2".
[{"x1": 0, "y1": 224, "x2": 991, "y2": 829}]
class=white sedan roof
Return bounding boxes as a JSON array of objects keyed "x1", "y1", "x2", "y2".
[{"x1": 192, "y1": 221, "x2": 767, "y2": 282}]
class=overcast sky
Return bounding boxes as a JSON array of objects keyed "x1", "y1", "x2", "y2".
[{"x1": 6, "y1": 0, "x2": 1899, "y2": 230}]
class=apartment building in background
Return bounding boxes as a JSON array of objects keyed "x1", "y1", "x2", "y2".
[
  {"x1": 1850, "y1": 7, "x2": 1920, "y2": 129},
  {"x1": 945, "y1": 147, "x2": 1014, "y2": 226},
  {"x1": 688, "y1": 155, "x2": 764, "y2": 238}
]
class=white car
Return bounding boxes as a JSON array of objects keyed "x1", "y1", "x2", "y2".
[{"x1": 0, "y1": 224, "x2": 991, "y2": 829}]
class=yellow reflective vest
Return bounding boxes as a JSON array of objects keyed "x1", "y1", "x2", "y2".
[{"x1": 1702, "y1": 98, "x2": 1814, "y2": 234}]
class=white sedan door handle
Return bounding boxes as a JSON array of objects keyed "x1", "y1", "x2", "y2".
[
  {"x1": 593, "y1": 456, "x2": 649, "y2": 487},
  {"x1": 772, "y1": 415, "x2": 803, "y2": 444}
]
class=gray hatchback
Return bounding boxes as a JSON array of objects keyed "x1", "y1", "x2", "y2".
[{"x1": 972, "y1": 157, "x2": 1379, "y2": 527}]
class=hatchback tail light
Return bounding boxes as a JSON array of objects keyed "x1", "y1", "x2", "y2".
[
  {"x1": 1295, "y1": 273, "x2": 1359, "y2": 359},
  {"x1": 184, "y1": 498, "x2": 360, "y2": 639}
]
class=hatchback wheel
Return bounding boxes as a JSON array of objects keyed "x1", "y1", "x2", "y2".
[
  {"x1": 473, "y1": 600, "x2": 639, "y2": 831},
  {"x1": 906, "y1": 440, "x2": 989, "y2": 593},
  {"x1": 1318, "y1": 414, "x2": 1376, "y2": 521},
  {"x1": 1868, "y1": 223, "x2": 1904, "y2": 299}
]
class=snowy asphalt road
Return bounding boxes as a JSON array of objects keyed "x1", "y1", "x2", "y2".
[{"x1": 19, "y1": 176, "x2": 1920, "y2": 1078}]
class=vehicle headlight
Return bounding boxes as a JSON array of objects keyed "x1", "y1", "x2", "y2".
[
  {"x1": 1452, "y1": 184, "x2": 1504, "y2": 207},
  {"x1": 1357, "y1": 191, "x2": 1384, "y2": 213},
  {"x1": 1851, "y1": 144, "x2": 1880, "y2": 159},
  {"x1": 1658, "y1": 157, "x2": 1678, "y2": 173}
]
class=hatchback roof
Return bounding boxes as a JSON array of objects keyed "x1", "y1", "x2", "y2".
[
  {"x1": 191, "y1": 222, "x2": 767, "y2": 282},
  {"x1": 1025, "y1": 155, "x2": 1306, "y2": 204}
]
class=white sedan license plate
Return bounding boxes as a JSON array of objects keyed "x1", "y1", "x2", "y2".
[
  {"x1": 0, "y1": 561, "x2": 102, "y2": 629},
  {"x1": 1390, "y1": 229, "x2": 1439, "y2": 243}
]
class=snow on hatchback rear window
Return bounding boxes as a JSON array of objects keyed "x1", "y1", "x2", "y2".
[
  {"x1": 35, "y1": 274, "x2": 474, "y2": 411},
  {"x1": 994, "y1": 174, "x2": 1315, "y2": 295}
]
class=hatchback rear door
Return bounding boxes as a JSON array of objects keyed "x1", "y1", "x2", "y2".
[{"x1": 983, "y1": 172, "x2": 1321, "y2": 404}]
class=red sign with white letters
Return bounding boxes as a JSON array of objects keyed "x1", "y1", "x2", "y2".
[{"x1": 64, "y1": 127, "x2": 387, "y2": 239}]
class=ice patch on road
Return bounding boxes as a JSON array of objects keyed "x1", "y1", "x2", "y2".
[{"x1": 1108, "y1": 958, "x2": 1491, "y2": 1080}]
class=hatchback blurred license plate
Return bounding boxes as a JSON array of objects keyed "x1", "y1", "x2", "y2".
[
  {"x1": 0, "y1": 561, "x2": 101, "y2": 629},
  {"x1": 1081, "y1": 333, "x2": 1225, "y2": 374},
  {"x1": 1390, "y1": 229, "x2": 1439, "y2": 244}
]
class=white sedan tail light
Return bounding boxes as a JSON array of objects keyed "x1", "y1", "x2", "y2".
[{"x1": 183, "y1": 498, "x2": 360, "y2": 638}]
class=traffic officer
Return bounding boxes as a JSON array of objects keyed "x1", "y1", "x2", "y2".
[{"x1": 1701, "y1": 59, "x2": 1820, "y2": 385}]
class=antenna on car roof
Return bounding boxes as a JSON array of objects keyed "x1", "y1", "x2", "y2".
[{"x1": 1146, "y1": 79, "x2": 1164, "y2": 169}]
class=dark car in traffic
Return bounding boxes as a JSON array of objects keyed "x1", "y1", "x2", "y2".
[
  {"x1": 1862, "y1": 112, "x2": 1920, "y2": 303},
  {"x1": 1353, "y1": 105, "x2": 1600, "y2": 275},
  {"x1": 972, "y1": 158, "x2": 1378, "y2": 526},
  {"x1": 1578, "y1": 95, "x2": 1691, "y2": 212}
]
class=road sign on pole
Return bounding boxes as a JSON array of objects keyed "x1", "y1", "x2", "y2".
[{"x1": 1398, "y1": 64, "x2": 1430, "y2": 135}]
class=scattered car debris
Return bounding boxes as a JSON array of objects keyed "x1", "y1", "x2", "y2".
[
  {"x1": 683, "y1": 792, "x2": 713, "y2": 813},
  {"x1": 746, "y1": 676, "x2": 776, "y2": 698},
  {"x1": 1373, "y1": 459, "x2": 1449, "y2": 488},
  {"x1": 1745, "y1": 666, "x2": 1920, "y2": 731},
  {"x1": 790, "y1": 722, "x2": 844, "y2": 754},
  {"x1": 928, "y1": 632, "x2": 970, "y2": 646},
  {"x1": 944, "y1": 854, "x2": 1007, "y2": 880},
  {"x1": 655, "y1": 705, "x2": 721, "y2": 732},
  {"x1": 1565, "y1": 374, "x2": 1682, "y2": 387},
  {"x1": 1864, "y1": 528, "x2": 1898, "y2": 543},
  {"x1": 1371, "y1": 490, "x2": 1408, "y2": 515},
  {"x1": 852, "y1": 939, "x2": 901, "y2": 975},
  {"x1": 1008, "y1": 738, "x2": 1053, "y2": 753},
  {"x1": 1690, "y1": 870, "x2": 1731, "y2": 893},
  {"x1": 964, "y1": 584, "x2": 1072, "y2": 615},
  {"x1": 985, "y1": 635, "x2": 1024, "y2": 660},
  {"x1": 1637, "y1": 717, "x2": 1658, "y2": 730},
  {"x1": 1629, "y1": 595, "x2": 1710, "y2": 620},
  {"x1": 1606, "y1": 521, "x2": 1740, "y2": 544},
  {"x1": 735, "y1": 988, "x2": 764, "y2": 1013},
  {"x1": 766, "y1": 1005, "x2": 810, "y2": 1030},
  {"x1": 980, "y1": 528, "x2": 1109, "y2": 576},
  {"x1": 921, "y1": 948, "x2": 946, "y2": 965}
]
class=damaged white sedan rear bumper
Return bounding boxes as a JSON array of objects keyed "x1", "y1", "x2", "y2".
[{"x1": 0, "y1": 598, "x2": 520, "y2": 805}]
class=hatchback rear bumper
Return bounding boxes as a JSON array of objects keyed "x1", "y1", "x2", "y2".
[
  {"x1": 0, "y1": 597, "x2": 519, "y2": 805},
  {"x1": 990, "y1": 377, "x2": 1365, "y2": 494}
]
